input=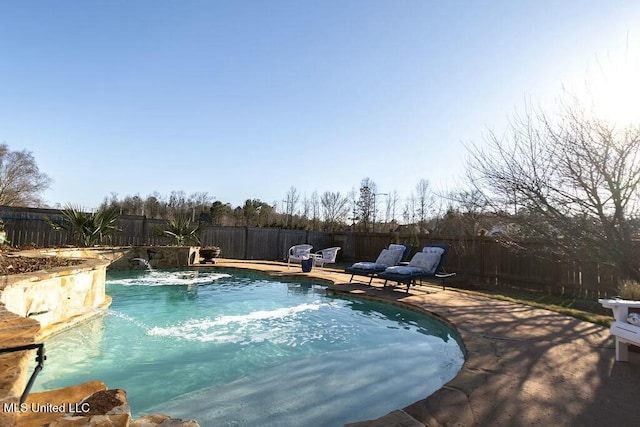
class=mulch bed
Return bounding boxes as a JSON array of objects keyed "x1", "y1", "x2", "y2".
[{"x1": 0, "y1": 252, "x2": 83, "y2": 276}]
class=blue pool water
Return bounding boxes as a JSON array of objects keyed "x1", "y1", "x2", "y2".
[{"x1": 32, "y1": 268, "x2": 464, "y2": 426}]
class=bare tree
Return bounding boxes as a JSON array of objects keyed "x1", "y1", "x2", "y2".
[
  {"x1": 386, "y1": 190, "x2": 401, "y2": 227},
  {"x1": 467, "y1": 101, "x2": 640, "y2": 280},
  {"x1": 121, "y1": 194, "x2": 144, "y2": 215},
  {"x1": 310, "y1": 191, "x2": 321, "y2": 231},
  {"x1": 348, "y1": 188, "x2": 358, "y2": 228},
  {"x1": 167, "y1": 191, "x2": 188, "y2": 215},
  {"x1": 300, "y1": 193, "x2": 311, "y2": 229},
  {"x1": 0, "y1": 143, "x2": 51, "y2": 207},
  {"x1": 357, "y1": 177, "x2": 376, "y2": 232},
  {"x1": 321, "y1": 191, "x2": 349, "y2": 232},
  {"x1": 432, "y1": 189, "x2": 492, "y2": 239},
  {"x1": 100, "y1": 192, "x2": 121, "y2": 212},
  {"x1": 284, "y1": 186, "x2": 300, "y2": 228},
  {"x1": 185, "y1": 192, "x2": 213, "y2": 222},
  {"x1": 415, "y1": 179, "x2": 434, "y2": 232},
  {"x1": 402, "y1": 193, "x2": 416, "y2": 225},
  {"x1": 189, "y1": 192, "x2": 212, "y2": 209}
]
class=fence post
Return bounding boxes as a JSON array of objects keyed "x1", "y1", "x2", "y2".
[
  {"x1": 553, "y1": 252, "x2": 561, "y2": 293},
  {"x1": 244, "y1": 227, "x2": 249, "y2": 260},
  {"x1": 142, "y1": 215, "x2": 148, "y2": 245},
  {"x1": 479, "y1": 237, "x2": 485, "y2": 283}
]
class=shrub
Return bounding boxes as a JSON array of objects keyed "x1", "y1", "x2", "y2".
[{"x1": 617, "y1": 279, "x2": 640, "y2": 300}]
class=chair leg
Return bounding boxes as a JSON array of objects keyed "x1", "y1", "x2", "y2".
[{"x1": 616, "y1": 338, "x2": 630, "y2": 362}]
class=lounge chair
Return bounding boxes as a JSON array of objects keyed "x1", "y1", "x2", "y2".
[
  {"x1": 599, "y1": 299, "x2": 640, "y2": 361},
  {"x1": 344, "y1": 244, "x2": 407, "y2": 284},
  {"x1": 313, "y1": 247, "x2": 341, "y2": 269},
  {"x1": 287, "y1": 244, "x2": 313, "y2": 268},
  {"x1": 377, "y1": 244, "x2": 456, "y2": 292},
  {"x1": 397, "y1": 244, "x2": 413, "y2": 263}
]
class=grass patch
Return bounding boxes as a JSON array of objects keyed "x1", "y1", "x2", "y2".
[{"x1": 450, "y1": 282, "x2": 613, "y2": 327}]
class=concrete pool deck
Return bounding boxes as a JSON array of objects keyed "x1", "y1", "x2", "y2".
[{"x1": 210, "y1": 259, "x2": 640, "y2": 426}]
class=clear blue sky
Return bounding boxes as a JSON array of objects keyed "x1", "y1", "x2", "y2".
[{"x1": 1, "y1": 1, "x2": 639, "y2": 212}]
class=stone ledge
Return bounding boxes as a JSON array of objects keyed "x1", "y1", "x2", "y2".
[
  {"x1": 344, "y1": 409, "x2": 425, "y2": 427},
  {"x1": 14, "y1": 382, "x2": 201, "y2": 427},
  {"x1": 16, "y1": 380, "x2": 108, "y2": 427},
  {"x1": 0, "y1": 305, "x2": 41, "y2": 400}
]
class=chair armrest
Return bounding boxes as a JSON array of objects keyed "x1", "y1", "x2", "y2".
[
  {"x1": 599, "y1": 299, "x2": 640, "y2": 309},
  {"x1": 599, "y1": 299, "x2": 640, "y2": 322}
]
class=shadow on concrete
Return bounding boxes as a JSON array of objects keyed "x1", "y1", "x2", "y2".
[{"x1": 330, "y1": 280, "x2": 640, "y2": 426}]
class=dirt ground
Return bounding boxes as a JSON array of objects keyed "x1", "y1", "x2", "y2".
[{"x1": 0, "y1": 251, "x2": 82, "y2": 275}]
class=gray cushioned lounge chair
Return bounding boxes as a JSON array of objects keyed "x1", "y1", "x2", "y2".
[{"x1": 377, "y1": 244, "x2": 456, "y2": 292}]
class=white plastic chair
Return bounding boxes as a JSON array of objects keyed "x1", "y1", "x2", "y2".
[
  {"x1": 287, "y1": 244, "x2": 313, "y2": 268},
  {"x1": 312, "y1": 247, "x2": 341, "y2": 269}
]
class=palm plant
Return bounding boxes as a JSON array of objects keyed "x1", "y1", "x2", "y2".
[
  {"x1": 60, "y1": 204, "x2": 121, "y2": 247},
  {"x1": 160, "y1": 215, "x2": 202, "y2": 246}
]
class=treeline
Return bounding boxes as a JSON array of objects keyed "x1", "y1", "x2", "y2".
[
  {"x1": 98, "y1": 191, "x2": 282, "y2": 227},
  {"x1": 98, "y1": 190, "x2": 346, "y2": 231},
  {"x1": 94, "y1": 188, "x2": 500, "y2": 253},
  {"x1": 96, "y1": 177, "x2": 449, "y2": 234}
]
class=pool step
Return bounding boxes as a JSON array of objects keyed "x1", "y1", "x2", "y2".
[
  {"x1": 0, "y1": 304, "x2": 41, "y2": 400},
  {"x1": 0, "y1": 304, "x2": 40, "y2": 348}
]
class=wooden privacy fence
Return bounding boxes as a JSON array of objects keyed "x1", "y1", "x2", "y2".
[
  {"x1": 0, "y1": 206, "x2": 175, "y2": 247},
  {"x1": 0, "y1": 206, "x2": 332, "y2": 261},
  {"x1": 0, "y1": 206, "x2": 622, "y2": 297},
  {"x1": 336, "y1": 232, "x2": 620, "y2": 298},
  {"x1": 199, "y1": 227, "x2": 331, "y2": 260}
]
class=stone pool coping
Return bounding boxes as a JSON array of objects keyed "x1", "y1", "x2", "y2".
[{"x1": 207, "y1": 259, "x2": 640, "y2": 426}]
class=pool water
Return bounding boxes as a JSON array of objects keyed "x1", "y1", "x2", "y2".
[{"x1": 32, "y1": 268, "x2": 464, "y2": 426}]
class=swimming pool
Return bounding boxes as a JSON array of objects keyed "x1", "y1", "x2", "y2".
[{"x1": 32, "y1": 268, "x2": 464, "y2": 426}]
